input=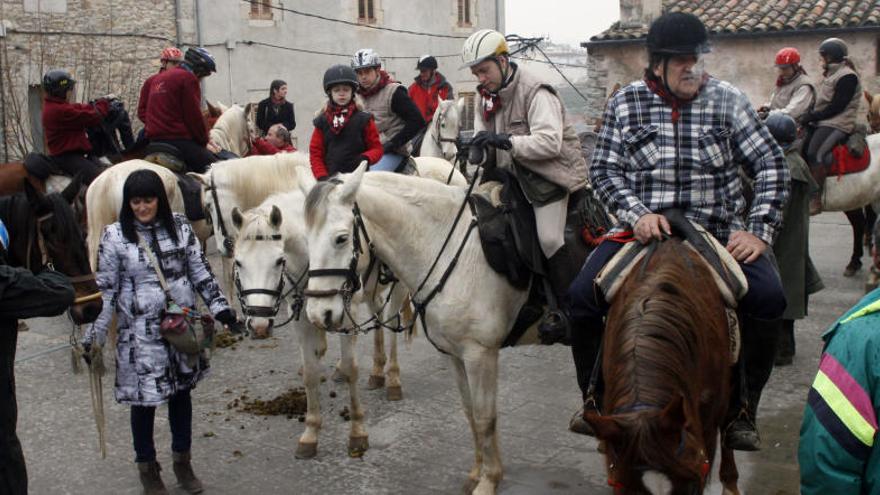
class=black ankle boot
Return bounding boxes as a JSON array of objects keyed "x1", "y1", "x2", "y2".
[{"x1": 538, "y1": 309, "x2": 570, "y2": 345}]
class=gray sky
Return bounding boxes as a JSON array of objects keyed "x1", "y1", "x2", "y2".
[{"x1": 505, "y1": 0, "x2": 621, "y2": 47}]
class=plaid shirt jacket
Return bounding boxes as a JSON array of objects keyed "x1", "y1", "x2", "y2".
[{"x1": 591, "y1": 78, "x2": 790, "y2": 245}]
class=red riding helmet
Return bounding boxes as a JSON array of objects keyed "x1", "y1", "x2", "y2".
[
  {"x1": 160, "y1": 47, "x2": 184, "y2": 62},
  {"x1": 775, "y1": 47, "x2": 800, "y2": 67}
]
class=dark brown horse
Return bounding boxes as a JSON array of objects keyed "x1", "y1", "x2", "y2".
[{"x1": 585, "y1": 239, "x2": 739, "y2": 495}]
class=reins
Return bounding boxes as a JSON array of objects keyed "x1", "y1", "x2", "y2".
[{"x1": 206, "y1": 171, "x2": 235, "y2": 256}]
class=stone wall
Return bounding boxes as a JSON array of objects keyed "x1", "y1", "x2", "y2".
[
  {"x1": 0, "y1": 0, "x2": 177, "y2": 160},
  {"x1": 585, "y1": 31, "x2": 880, "y2": 123}
]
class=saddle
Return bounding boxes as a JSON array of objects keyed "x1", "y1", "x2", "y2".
[
  {"x1": 144, "y1": 142, "x2": 188, "y2": 173},
  {"x1": 595, "y1": 210, "x2": 748, "y2": 308},
  {"x1": 141, "y1": 143, "x2": 205, "y2": 221},
  {"x1": 829, "y1": 127, "x2": 870, "y2": 177}
]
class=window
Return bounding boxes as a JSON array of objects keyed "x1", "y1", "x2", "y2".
[
  {"x1": 460, "y1": 91, "x2": 476, "y2": 131},
  {"x1": 457, "y1": 0, "x2": 472, "y2": 27},
  {"x1": 249, "y1": 0, "x2": 273, "y2": 20},
  {"x1": 358, "y1": 0, "x2": 376, "y2": 23}
]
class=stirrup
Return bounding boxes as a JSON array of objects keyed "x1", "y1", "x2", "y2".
[
  {"x1": 538, "y1": 309, "x2": 570, "y2": 345},
  {"x1": 722, "y1": 410, "x2": 761, "y2": 451}
]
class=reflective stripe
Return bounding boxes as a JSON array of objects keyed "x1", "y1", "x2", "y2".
[
  {"x1": 819, "y1": 353, "x2": 878, "y2": 430},
  {"x1": 812, "y1": 370, "x2": 877, "y2": 447},
  {"x1": 840, "y1": 298, "x2": 880, "y2": 323}
]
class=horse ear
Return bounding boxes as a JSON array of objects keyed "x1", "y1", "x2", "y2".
[
  {"x1": 338, "y1": 161, "x2": 367, "y2": 203},
  {"x1": 583, "y1": 411, "x2": 623, "y2": 443},
  {"x1": 187, "y1": 172, "x2": 208, "y2": 186},
  {"x1": 269, "y1": 205, "x2": 283, "y2": 228},
  {"x1": 60, "y1": 174, "x2": 83, "y2": 204},
  {"x1": 231, "y1": 207, "x2": 244, "y2": 229}
]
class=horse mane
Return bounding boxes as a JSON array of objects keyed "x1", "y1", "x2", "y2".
[{"x1": 210, "y1": 152, "x2": 312, "y2": 206}]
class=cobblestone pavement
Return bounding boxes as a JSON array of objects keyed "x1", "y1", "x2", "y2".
[{"x1": 13, "y1": 212, "x2": 862, "y2": 494}]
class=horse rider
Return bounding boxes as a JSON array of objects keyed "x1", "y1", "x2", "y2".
[
  {"x1": 565, "y1": 12, "x2": 789, "y2": 451},
  {"x1": 0, "y1": 219, "x2": 76, "y2": 495},
  {"x1": 137, "y1": 47, "x2": 184, "y2": 128},
  {"x1": 351, "y1": 48, "x2": 425, "y2": 172},
  {"x1": 802, "y1": 37, "x2": 862, "y2": 215},
  {"x1": 764, "y1": 113, "x2": 824, "y2": 367},
  {"x1": 144, "y1": 46, "x2": 217, "y2": 174},
  {"x1": 408, "y1": 55, "x2": 454, "y2": 123},
  {"x1": 799, "y1": 267, "x2": 880, "y2": 493},
  {"x1": 36, "y1": 69, "x2": 112, "y2": 184},
  {"x1": 758, "y1": 47, "x2": 815, "y2": 125},
  {"x1": 249, "y1": 123, "x2": 296, "y2": 156},
  {"x1": 461, "y1": 29, "x2": 589, "y2": 338}
]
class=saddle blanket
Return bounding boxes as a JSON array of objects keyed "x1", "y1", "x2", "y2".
[
  {"x1": 595, "y1": 220, "x2": 748, "y2": 308},
  {"x1": 829, "y1": 142, "x2": 870, "y2": 177}
]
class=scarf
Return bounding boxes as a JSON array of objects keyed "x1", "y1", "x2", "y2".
[
  {"x1": 324, "y1": 100, "x2": 358, "y2": 134},
  {"x1": 645, "y1": 73, "x2": 708, "y2": 124},
  {"x1": 358, "y1": 70, "x2": 393, "y2": 98},
  {"x1": 479, "y1": 87, "x2": 501, "y2": 120}
]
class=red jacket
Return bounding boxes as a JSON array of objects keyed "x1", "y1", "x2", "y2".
[
  {"x1": 310, "y1": 114, "x2": 383, "y2": 179},
  {"x1": 137, "y1": 72, "x2": 160, "y2": 124},
  {"x1": 144, "y1": 67, "x2": 208, "y2": 145},
  {"x1": 408, "y1": 73, "x2": 453, "y2": 122},
  {"x1": 248, "y1": 137, "x2": 296, "y2": 156},
  {"x1": 41, "y1": 96, "x2": 108, "y2": 156}
]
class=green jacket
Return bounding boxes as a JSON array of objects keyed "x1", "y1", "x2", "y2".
[{"x1": 799, "y1": 289, "x2": 880, "y2": 494}]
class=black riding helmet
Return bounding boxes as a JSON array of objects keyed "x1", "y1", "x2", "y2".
[
  {"x1": 819, "y1": 38, "x2": 848, "y2": 64},
  {"x1": 184, "y1": 47, "x2": 216, "y2": 77},
  {"x1": 765, "y1": 113, "x2": 797, "y2": 148},
  {"x1": 42, "y1": 69, "x2": 76, "y2": 98},
  {"x1": 647, "y1": 12, "x2": 711, "y2": 57},
  {"x1": 416, "y1": 55, "x2": 438, "y2": 70},
  {"x1": 323, "y1": 64, "x2": 359, "y2": 93}
]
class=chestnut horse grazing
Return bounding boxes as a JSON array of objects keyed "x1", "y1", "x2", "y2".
[{"x1": 585, "y1": 239, "x2": 739, "y2": 495}]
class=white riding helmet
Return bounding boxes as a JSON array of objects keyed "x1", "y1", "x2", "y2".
[
  {"x1": 461, "y1": 29, "x2": 509, "y2": 69},
  {"x1": 351, "y1": 48, "x2": 382, "y2": 70}
]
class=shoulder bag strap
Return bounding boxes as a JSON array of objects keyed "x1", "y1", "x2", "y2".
[{"x1": 137, "y1": 234, "x2": 173, "y2": 299}]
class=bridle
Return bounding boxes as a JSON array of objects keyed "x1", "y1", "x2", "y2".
[
  {"x1": 27, "y1": 211, "x2": 102, "y2": 305},
  {"x1": 205, "y1": 171, "x2": 235, "y2": 256},
  {"x1": 233, "y1": 232, "x2": 306, "y2": 328},
  {"x1": 431, "y1": 105, "x2": 458, "y2": 155}
]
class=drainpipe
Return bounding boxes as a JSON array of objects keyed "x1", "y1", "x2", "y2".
[
  {"x1": 195, "y1": 0, "x2": 202, "y2": 46},
  {"x1": 495, "y1": 0, "x2": 504, "y2": 32},
  {"x1": 174, "y1": 0, "x2": 182, "y2": 44}
]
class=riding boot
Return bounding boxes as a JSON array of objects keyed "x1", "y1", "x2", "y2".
[
  {"x1": 137, "y1": 461, "x2": 169, "y2": 495},
  {"x1": 774, "y1": 319, "x2": 795, "y2": 366},
  {"x1": 809, "y1": 165, "x2": 826, "y2": 215},
  {"x1": 569, "y1": 318, "x2": 603, "y2": 436},
  {"x1": 172, "y1": 451, "x2": 204, "y2": 494},
  {"x1": 723, "y1": 316, "x2": 782, "y2": 451},
  {"x1": 538, "y1": 244, "x2": 581, "y2": 345}
]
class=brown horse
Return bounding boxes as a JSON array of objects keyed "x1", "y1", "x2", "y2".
[{"x1": 585, "y1": 239, "x2": 739, "y2": 495}]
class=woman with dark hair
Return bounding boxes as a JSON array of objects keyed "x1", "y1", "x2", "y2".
[
  {"x1": 83, "y1": 169, "x2": 235, "y2": 494},
  {"x1": 256, "y1": 79, "x2": 295, "y2": 135}
]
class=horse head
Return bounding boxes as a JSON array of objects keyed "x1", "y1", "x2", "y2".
[
  {"x1": 232, "y1": 204, "x2": 288, "y2": 338},
  {"x1": 434, "y1": 99, "x2": 461, "y2": 161},
  {"x1": 864, "y1": 90, "x2": 880, "y2": 134},
  {"x1": 303, "y1": 162, "x2": 371, "y2": 330},
  {"x1": 22, "y1": 176, "x2": 103, "y2": 324},
  {"x1": 189, "y1": 168, "x2": 236, "y2": 258}
]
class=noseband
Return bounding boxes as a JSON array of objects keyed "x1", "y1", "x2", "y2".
[
  {"x1": 234, "y1": 232, "x2": 307, "y2": 327},
  {"x1": 206, "y1": 171, "x2": 235, "y2": 256},
  {"x1": 27, "y1": 212, "x2": 102, "y2": 305}
]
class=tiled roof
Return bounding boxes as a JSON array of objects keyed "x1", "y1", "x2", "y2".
[{"x1": 589, "y1": 0, "x2": 880, "y2": 42}]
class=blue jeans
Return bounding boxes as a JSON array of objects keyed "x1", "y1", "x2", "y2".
[
  {"x1": 130, "y1": 389, "x2": 192, "y2": 462},
  {"x1": 371, "y1": 152, "x2": 405, "y2": 172}
]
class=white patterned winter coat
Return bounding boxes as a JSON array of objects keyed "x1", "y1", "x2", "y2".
[{"x1": 84, "y1": 214, "x2": 230, "y2": 406}]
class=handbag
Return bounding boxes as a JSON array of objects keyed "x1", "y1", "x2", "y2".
[{"x1": 138, "y1": 235, "x2": 215, "y2": 356}]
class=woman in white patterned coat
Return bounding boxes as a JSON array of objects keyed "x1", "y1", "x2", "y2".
[{"x1": 83, "y1": 169, "x2": 235, "y2": 495}]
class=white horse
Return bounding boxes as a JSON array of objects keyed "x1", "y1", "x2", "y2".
[
  {"x1": 208, "y1": 103, "x2": 257, "y2": 157},
  {"x1": 418, "y1": 98, "x2": 465, "y2": 162},
  {"x1": 85, "y1": 160, "x2": 208, "y2": 268},
  {"x1": 820, "y1": 133, "x2": 880, "y2": 211},
  {"x1": 303, "y1": 165, "x2": 528, "y2": 494}
]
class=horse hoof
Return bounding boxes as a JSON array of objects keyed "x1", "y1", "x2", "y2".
[
  {"x1": 386, "y1": 385, "x2": 403, "y2": 401},
  {"x1": 348, "y1": 436, "x2": 369, "y2": 457},
  {"x1": 294, "y1": 441, "x2": 317, "y2": 459},
  {"x1": 366, "y1": 375, "x2": 385, "y2": 390},
  {"x1": 461, "y1": 478, "x2": 479, "y2": 494},
  {"x1": 332, "y1": 368, "x2": 348, "y2": 383},
  {"x1": 17, "y1": 321, "x2": 29, "y2": 332},
  {"x1": 844, "y1": 261, "x2": 862, "y2": 277}
]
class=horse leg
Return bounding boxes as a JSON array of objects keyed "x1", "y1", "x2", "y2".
[
  {"x1": 464, "y1": 348, "x2": 502, "y2": 495},
  {"x1": 450, "y1": 355, "x2": 481, "y2": 493},
  {"x1": 719, "y1": 446, "x2": 740, "y2": 495},
  {"x1": 385, "y1": 330, "x2": 402, "y2": 401},
  {"x1": 367, "y1": 329, "x2": 387, "y2": 390},
  {"x1": 844, "y1": 208, "x2": 865, "y2": 277},
  {"x1": 866, "y1": 205, "x2": 877, "y2": 249},
  {"x1": 295, "y1": 324, "x2": 327, "y2": 459},
  {"x1": 339, "y1": 334, "x2": 369, "y2": 457}
]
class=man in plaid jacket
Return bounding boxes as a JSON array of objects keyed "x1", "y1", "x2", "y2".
[{"x1": 565, "y1": 12, "x2": 790, "y2": 451}]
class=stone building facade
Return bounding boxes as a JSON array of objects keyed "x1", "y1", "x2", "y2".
[{"x1": 582, "y1": 0, "x2": 880, "y2": 124}]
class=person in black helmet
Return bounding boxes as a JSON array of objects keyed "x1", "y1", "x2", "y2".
[
  {"x1": 802, "y1": 37, "x2": 862, "y2": 215},
  {"x1": 765, "y1": 113, "x2": 824, "y2": 368},
  {"x1": 408, "y1": 55, "x2": 454, "y2": 123},
  {"x1": 566, "y1": 12, "x2": 790, "y2": 451},
  {"x1": 309, "y1": 65, "x2": 383, "y2": 180}
]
